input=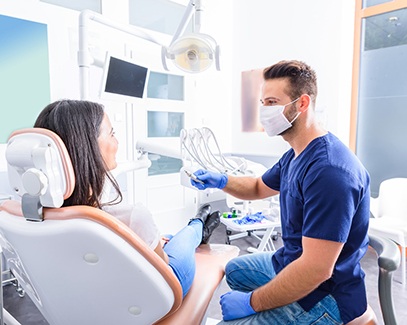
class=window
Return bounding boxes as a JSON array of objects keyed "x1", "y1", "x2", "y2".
[
  {"x1": 147, "y1": 111, "x2": 184, "y2": 137},
  {"x1": 39, "y1": 0, "x2": 101, "y2": 12},
  {"x1": 362, "y1": 0, "x2": 393, "y2": 9},
  {"x1": 0, "y1": 14, "x2": 50, "y2": 143},
  {"x1": 148, "y1": 154, "x2": 183, "y2": 176},
  {"x1": 351, "y1": 0, "x2": 407, "y2": 196},
  {"x1": 129, "y1": 0, "x2": 192, "y2": 35},
  {"x1": 147, "y1": 71, "x2": 184, "y2": 100}
]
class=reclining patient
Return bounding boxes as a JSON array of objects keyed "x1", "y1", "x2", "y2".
[{"x1": 34, "y1": 99, "x2": 220, "y2": 298}]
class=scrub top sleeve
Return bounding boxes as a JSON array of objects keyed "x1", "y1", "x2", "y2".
[{"x1": 262, "y1": 161, "x2": 282, "y2": 191}]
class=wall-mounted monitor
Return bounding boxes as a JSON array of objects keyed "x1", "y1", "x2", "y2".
[{"x1": 100, "y1": 53, "x2": 149, "y2": 102}]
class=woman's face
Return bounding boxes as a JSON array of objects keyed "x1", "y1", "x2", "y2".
[{"x1": 98, "y1": 113, "x2": 118, "y2": 171}]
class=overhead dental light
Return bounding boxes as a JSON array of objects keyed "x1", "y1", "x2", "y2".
[
  {"x1": 78, "y1": 0, "x2": 219, "y2": 99},
  {"x1": 161, "y1": 0, "x2": 221, "y2": 73}
]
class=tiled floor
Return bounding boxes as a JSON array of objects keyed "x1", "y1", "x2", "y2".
[{"x1": 3, "y1": 200, "x2": 407, "y2": 324}]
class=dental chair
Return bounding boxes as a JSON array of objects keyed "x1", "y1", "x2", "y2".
[
  {"x1": 0, "y1": 128, "x2": 239, "y2": 325},
  {"x1": 347, "y1": 234, "x2": 400, "y2": 325}
]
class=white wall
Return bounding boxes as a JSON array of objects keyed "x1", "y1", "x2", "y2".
[{"x1": 230, "y1": 0, "x2": 356, "y2": 161}]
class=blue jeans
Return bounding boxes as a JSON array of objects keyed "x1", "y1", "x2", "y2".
[
  {"x1": 217, "y1": 253, "x2": 343, "y2": 325},
  {"x1": 163, "y1": 219, "x2": 202, "y2": 298}
]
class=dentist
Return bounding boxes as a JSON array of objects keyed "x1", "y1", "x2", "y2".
[{"x1": 191, "y1": 60, "x2": 371, "y2": 324}]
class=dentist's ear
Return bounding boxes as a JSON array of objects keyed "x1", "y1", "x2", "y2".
[{"x1": 298, "y1": 94, "x2": 311, "y2": 113}]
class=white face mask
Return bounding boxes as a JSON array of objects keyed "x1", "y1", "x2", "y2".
[{"x1": 259, "y1": 98, "x2": 301, "y2": 137}]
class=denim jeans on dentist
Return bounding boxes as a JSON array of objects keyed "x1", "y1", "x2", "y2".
[{"x1": 217, "y1": 252, "x2": 343, "y2": 325}]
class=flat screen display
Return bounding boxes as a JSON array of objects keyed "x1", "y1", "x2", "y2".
[{"x1": 100, "y1": 54, "x2": 148, "y2": 101}]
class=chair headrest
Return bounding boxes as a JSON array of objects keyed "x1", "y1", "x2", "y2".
[{"x1": 6, "y1": 128, "x2": 75, "y2": 219}]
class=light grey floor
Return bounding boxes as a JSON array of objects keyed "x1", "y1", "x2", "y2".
[{"x1": 3, "y1": 200, "x2": 407, "y2": 324}]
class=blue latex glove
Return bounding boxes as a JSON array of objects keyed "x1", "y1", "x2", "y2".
[
  {"x1": 190, "y1": 169, "x2": 228, "y2": 190},
  {"x1": 220, "y1": 291, "x2": 256, "y2": 321}
]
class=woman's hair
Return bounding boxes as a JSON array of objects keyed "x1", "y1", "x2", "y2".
[
  {"x1": 263, "y1": 60, "x2": 318, "y2": 105},
  {"x1": 34, "y1": 99, "x2": 122, "y2": 208}
]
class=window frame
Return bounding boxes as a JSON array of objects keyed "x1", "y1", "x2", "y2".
[{"x1": 350, "y1": 0, "x2": 407, "y2": 151}]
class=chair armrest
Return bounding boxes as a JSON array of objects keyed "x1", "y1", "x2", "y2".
[
  {"x1": 368, "y1": 234, "x2": 400, "y2": 272},
  {"x1": 368, "y1": 234, "x2": 400, "y2": 325}
]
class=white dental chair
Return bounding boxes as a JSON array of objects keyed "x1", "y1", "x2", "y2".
[{"x1": 0, "y1": 128, "x2": 239, "y2": 325}]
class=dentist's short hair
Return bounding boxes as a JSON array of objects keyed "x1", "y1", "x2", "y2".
[{"x1": 263, "y1": 60, "x2": 317, "y2": 104}]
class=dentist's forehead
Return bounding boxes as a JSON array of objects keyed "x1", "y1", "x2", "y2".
[{"x1": 261, "y1": 78, "x2": 291, "y2": 100}]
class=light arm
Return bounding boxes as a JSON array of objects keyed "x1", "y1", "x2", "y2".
[{"x1": 170, "y1": 0, "x2": 197, "y2": 46}]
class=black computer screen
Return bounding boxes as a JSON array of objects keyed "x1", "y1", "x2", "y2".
[{"x1": 104, "y1": 56, "x2": 148, "y2": 98}]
